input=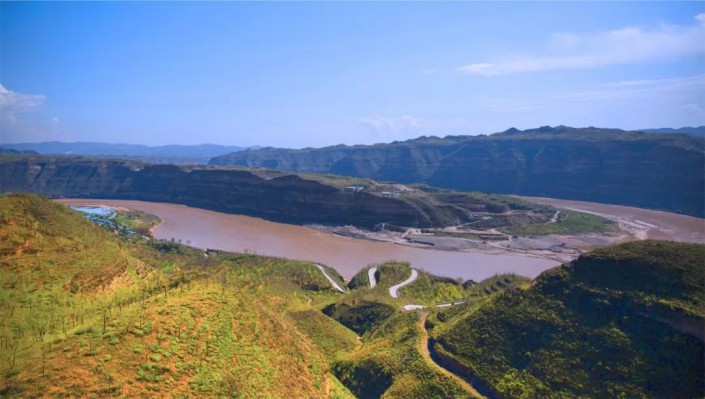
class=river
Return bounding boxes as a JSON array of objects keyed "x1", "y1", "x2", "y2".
[{"x1": 57, "y1": 199, "x2": 560, "y2": 281}]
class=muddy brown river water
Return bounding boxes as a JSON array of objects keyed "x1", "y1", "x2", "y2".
[{"x1": 58, "y1": 199, "x2": 561, "y2": 281}]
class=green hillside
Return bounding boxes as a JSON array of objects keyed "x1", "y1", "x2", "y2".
[
  {"x1": 333, "y1": 311, "x2": 475, "y2": 399},
  {"x1": 345, "y1": 262, "x2": 529, "y2": 307},
  {"x1": 432, "y1": 240, "x2": 705, "y2": 399},
  {"x1": 0, "y1": 194, "x2": 353, "y2": 398}
]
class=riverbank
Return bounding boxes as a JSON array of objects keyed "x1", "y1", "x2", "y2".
[
  {"x1": 313, "y1": 197, "x2": 705, "y2": 262},
  {"x1": 313, "y1": 224, "x2": 589, "y2": 263},
  {"x1": 519, "y1": 196, "x2": 705, "y2": 244}
]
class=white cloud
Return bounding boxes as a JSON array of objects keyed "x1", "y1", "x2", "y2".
[
  {"x1": 0, "y1": 84, "x2": 46, "y2": 116},
  {"x1": 458, "y1": 14, "x2": 705, "y2": 76},
  {"x1": 682, "y1": 103, "x2": 705, "y2": 116},
  {"x1": 697, "y1": 13, "x2": 705, "y2": 25},
  {"x1": 359, "y1": 115, "x2": 421, "y2": 139},
  {"x1": 0, "y1": 84, "x2": 53, "y2": 143}
]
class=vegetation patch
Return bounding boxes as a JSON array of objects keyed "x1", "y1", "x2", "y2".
[
  {"x1": 288, "y1": 309, "x2": 359, "y2": 361},
  {"x1": 333, "y1": 312, "x2": 475, "y2": 399},
  {"x1": 113, "y1": 209, "x2": 161, "y2": 236},
  {"x1": 501, "y1": 209, "x2": 617, "y2": 236},
  {"x1": 434, "y1": 241, "x2": 705, "y2": 399},
  {"x1": 0, "y1": 194, "x2": 347, "y2": 398},
  {"x1": 397, "y1": 272, "x2": 466, "y2": 306},
  {"x1": 322, "y1": 301, "x2": 397, "y2": 336}
]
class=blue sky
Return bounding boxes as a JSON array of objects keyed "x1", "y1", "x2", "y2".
[{"x1": 1, "y1": 2, "x2": 703, "y2": 147}]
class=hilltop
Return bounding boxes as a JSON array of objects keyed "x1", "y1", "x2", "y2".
[
  {"x1": 0, "y1": 194, "x2": 353, "y2": 398},
  {"x1": 429, "y1": 240, "x2": 705, "y2": 398},
  {"x1": 209, "y1": 126, "x2": 705, "y2": 217},
  {"x1": 640, "y1": 126, "x2": 705, "y2": 137}
]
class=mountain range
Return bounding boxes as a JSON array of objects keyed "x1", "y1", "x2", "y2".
[
  {"x1": 640, "y1": 126, "x2": 705, "y2": 137},
  {"x1": 209, "y1": 126, "x2": 705, "y2": 217},
  {"x1": 0, "y1": 142, "x2": 252, "y2": 164}
]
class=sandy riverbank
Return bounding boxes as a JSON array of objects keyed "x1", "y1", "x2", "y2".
[
  {"x1": 309, "y1": 197, "x2": 705, "y2": 261},
  {"x1": 519, "y1": 197, "x2": 705, "y2": 244}
]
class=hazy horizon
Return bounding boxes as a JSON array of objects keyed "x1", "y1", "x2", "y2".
[
  {"x1": 2, "y1": 124, "x2": 704, "y2": 150},
  {"x1": 1, "y1": 2, "x2": 704, "y2": 147}
]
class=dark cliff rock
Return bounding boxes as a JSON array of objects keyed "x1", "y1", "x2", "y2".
[
  {"x1": 210, "y1": 126, "x2": 705, "y2": 217},
  {"x1": 1, "y1": 156, "x2": 483, "y2": 228}
]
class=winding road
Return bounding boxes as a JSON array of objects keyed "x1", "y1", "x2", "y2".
[
  {"x1": 418, "y1": 312, "x2": 485, "y2": 398},
  {"x1": 315, "y1": 265, "x2": 467, "y2": 312},
  {"x1": 389, "y1": 269, "x2": 419, "y2": 298},
  {"x1": 315, "y1": 264, "x2": 346, "y2": 293},
  {"x1": 549, "y1": 210, "x2": 561, "y2": 223},
  {"x1": 313, "y1": 264, "x2": 483, "y2": 396},
  {"x1": 368, "y1": 267, "x2": 378, "y2": 288}
]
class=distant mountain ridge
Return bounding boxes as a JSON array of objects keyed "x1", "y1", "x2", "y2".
[
  {"x1": 209, "y1": 126, "x2": 705, "y2": 217},
  {"x1": 0, "y1": 142, "x2": 252, "y2": 164},
  {"x1": 640, "y1": 126, "x2": 705, "y2": 137},
  {"x1": 0, "y1": 148, "x2": 38, "y2": 155}
]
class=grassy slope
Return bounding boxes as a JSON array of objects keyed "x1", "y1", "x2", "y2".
[
  {"x1": 434, "y1": 240, "x2": 705, "y2": 399},
  {"x1": 325, "y1": 263, "x2": 417, "y2": 337},
  {"x1": 371, "y1": 261, "x2": 530, "y2": 307},
  {"x1": 333, "y1": 311, "x2": 476, "y2": 399},
  {"x1": 0, "y1": 194, "x2": 353, "y2": 398},
  {"x1": 397, "y1": 272, "x2": 466, "y2": 305},
  {"x1": 327, "y1": 263, "x2": 533, "y2": 398},
  {"x1": 287, "y1": 308, "x2": 360, "y2": 362},
  {"x1": 501, "y1": 209, "x2": 618, "y2": 236}
]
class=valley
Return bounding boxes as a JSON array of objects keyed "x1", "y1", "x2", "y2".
[
  {"x1": 4, "y1": 3, "x2": 704, "y2": 397},
  {"x1": 2, "y1": 130, "x2": 704, "y2": 399},
  {"x1": 2, "y1": 194, "x2": 703, "y2": 398}
]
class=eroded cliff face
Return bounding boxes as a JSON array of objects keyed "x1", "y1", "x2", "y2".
[
  {"x1": 209, "y1": 127, "x2": 705, "y2": 217},
  {"x1": 0, "y1": 157, "x2": 451, "y2": 228}
]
